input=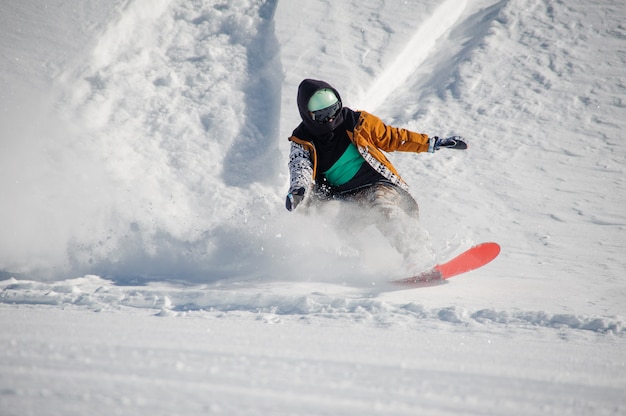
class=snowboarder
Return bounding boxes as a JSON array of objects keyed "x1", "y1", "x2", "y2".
[{"x1": 285, "y1": 78, "x2": 466, "y2": 268}]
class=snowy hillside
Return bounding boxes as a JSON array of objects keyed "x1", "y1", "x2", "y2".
[{"x1": 1, "y1": 0, "x2": 625, "y2": 415}]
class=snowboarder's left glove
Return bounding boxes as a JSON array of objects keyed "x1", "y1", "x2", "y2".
[
  {"x1": 429, "y1": 136, "x2": 468, "y2": 152},
  {"x1": 285, "y1": 187, "x2": 306, "y2": 211}
]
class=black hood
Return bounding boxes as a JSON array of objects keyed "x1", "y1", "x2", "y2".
[{"x1": 296, "y1": 79, "x2": 345, "y2": 137}]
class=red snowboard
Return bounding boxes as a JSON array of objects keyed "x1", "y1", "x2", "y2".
[{"x1": 392, "y1": 242, "x2": 501, "y2": 286}]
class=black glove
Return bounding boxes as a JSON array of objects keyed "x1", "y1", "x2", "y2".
[
  {"x1": 429, "y1": 136, "x2": 468, "y2": 152},
  {"x1": 285, "y1": 187, "x2": 305, "y2": 211}
]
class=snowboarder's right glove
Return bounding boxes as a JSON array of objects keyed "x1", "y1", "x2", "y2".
[
  {"x1": 429, "y1": 136, "x2": 468, "y2": 152},
  {"x1": 285, "y1": 187, "x2": 305, "y2": 211}
]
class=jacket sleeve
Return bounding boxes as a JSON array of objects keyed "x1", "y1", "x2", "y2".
[
  {"x1": 357, "y1": 111, "x2": 431, "y2": 153},
  {"x1": 287, "y1": 140, "x2": 314, "y2": 192}
]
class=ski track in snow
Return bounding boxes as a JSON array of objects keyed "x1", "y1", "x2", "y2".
[
  {"x1": 360, "y1": 0, "x2": 467, "y2": 111},
  {"x1": 0, "y1": 276, "x2": 622, "y2": 336}
]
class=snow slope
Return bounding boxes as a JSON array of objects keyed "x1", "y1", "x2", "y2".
[{"x1": 1, "y1": 0, "x2": 625, "y2": 415}]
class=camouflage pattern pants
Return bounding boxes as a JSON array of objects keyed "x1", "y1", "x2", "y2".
[{"x1": 336, "y1": 182, "x2": 433, "y2": 264}]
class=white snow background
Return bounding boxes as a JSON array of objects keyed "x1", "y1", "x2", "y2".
[{"x1": 1, "y1": 0, "x2": 625, "y2": 414}]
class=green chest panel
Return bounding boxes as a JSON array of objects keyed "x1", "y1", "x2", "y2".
[{"x1": 323, "y1": 143, "x2": 365, "y2": 186}]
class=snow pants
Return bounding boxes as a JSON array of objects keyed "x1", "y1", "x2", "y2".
[{"x1": 335, "y1": 182, "x2": 433, "y2": 265}]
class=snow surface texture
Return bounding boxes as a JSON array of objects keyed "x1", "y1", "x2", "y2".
[{"x1": 1, "y1": 0, "x2": 625, "y2": 415}]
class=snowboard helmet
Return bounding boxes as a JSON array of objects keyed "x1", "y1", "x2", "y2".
[{"x1": 307, "y1": 88, "x2": 342, "y2": 123}]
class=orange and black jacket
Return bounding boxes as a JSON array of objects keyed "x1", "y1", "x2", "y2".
[
  {"x1": 289, "y1": 109, "x2": 429, "y2": 195},
  {"x1": 288, "y1": 79, "x2": 432, "y2": 195}
]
